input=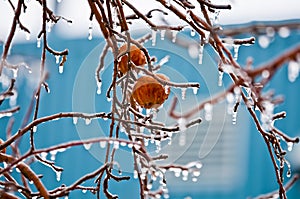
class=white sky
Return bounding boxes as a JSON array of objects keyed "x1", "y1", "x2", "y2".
[{"x1": 0, "y1": 0, "x2": 299, "y2": 42}]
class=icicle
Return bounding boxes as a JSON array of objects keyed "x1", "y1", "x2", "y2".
[
  {"x1": 25, "y1": 32, "x2": 31, "y2": 41},
  {"x1": 179, "y1": 133, "x2": 186, "y2": 146},
  {"x1": 46, "y1": 21, "x2": 53, "y2": 33},
  {"x1": 233, "y1": 45, "x2": 240, "y2": 61},
  {"x1": 232, "y1": 111, "x2": 237, "y2": 125},
  {"x1": 37, "y1": 37, "x2": 41, "y2": 48},
  {"x1": 58, "y1": 65, "x2": 64, "y2": 74},
  {"x1": 226, "y1": 93, "x2": 234, "y2": 114},
  {"x1": 258, "y1": 35, "x2": 270, "y2": 49},
  {"x1": 73, "y1": 117, "x2": 78, "y2": 125},
  {"x1": 244, "y1": 87, "x2": 251, "y2": 99},
  {"x1": 278, "y1": 27, "x2": 290, "y2": 38},
  {"x1": 261, "y1": 101, "x2": 274, "y2": 131},
  {"x1": 99, "y1": 141, "x2": 106, "y2": 148},
  {"x1": 113, "y1": 141, "x2": 119, "y2": 149},
  {"x1": 198, "y1": 44, "x2": 204, "y2": 64},
  {"x1": 55, "y1": 55, "x2": 60, "y2": 64},
  {"x1": 164, "y1": 85, "x2": 170, "y2": 95},
  {"x1": 152, "y1": 29, "x2": 157, "y2": 46},
  {"x1": 286, "y1": 160, "x2": 291, "y2": 177},
  {"x1": 204, "y1": 103, "x2": 212, "y2": 121},
  {"x1": 181, "y1": 88, "x2": 187, "y2": 100},
  {"x1": 160, "y1": 30, "x2": 166, "y2": 40},
  {"x1": 192, "y1": 87, "x2": 198, "y2": 95},
  {"x1": 83, "y1": 143, "x2": 92, "y2": 150},
  {"x1": 56, "y1": 171, "x2": 62, "y2": 182},
  {"x1": 287, "y1": 142, "x2": 294, "y2": 151},
  {"x1": 186, "y1": 10, "x2": 192, "y2": 22},
  {"x1": 87, "y1": 20, "x2": 93, "y2": 40},
  {"x1": 218, "y1": 71, "x2": 223, "y2": 86},
  {"x1": 32, "y1": 126, "x2": 37, "y2": 133},
  {"x1": 190, "y1": 29, "x2": 195, "y2": 37},
  {"x1": 171, "y1": 30, "x2": 178, "y2": 43},
  {"x1": 133, "y1": 170, "x2": 138, "y2": 179},
  {"x1": 85, "y1": 118, "x2": 91, "y2": 125},
  {"x1": 165, "y1": 0, "x2": 171, "y2": 7},
  {"x1": 177, "y1": 118, "x2": 187, "y2": 132},
  {"x1": 155, "y1": 140, "x2": 161, "y2": 153},
  {"x1": 288, "y1": 60, "x2": 299, "y2": 82},
  {"x1": 12, "y1": 68, "x2": 18, "y2": 79}
]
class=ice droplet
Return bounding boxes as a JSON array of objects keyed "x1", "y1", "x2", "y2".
[
  {"x1": 55, "y1": 55, "x2": 60, "y2": 64},
  {"x1": 41, "y1": 152, "x2": 48, "y2": 160},
  {"x1": 287, "y1": 169, "x2": 291, "y2": 178},
  {"x1": 96, "y1": 81, "x2": 102, "y2": 95},
  {"x1": 72, "y1": 117, "x2": 78, "y2": 125},
  {"x1": 56, "y1": 171, "x2": 62, "y2": 181},
  {"x1": 266, "y1": 27, "x2": 275, "y2": 37},
  {"x1": 152, "y1": 29, "x2": 157, "y2": 46},
  {"x1": 107, "y1": 97, "x2": 112, "y2": 102},
  {"x1": 181, "y1": 88, "x2": 187, "y2": 100},
  {"x1": 160, "y1": 29, "x2": 166, "y2": 40},
  {"x1": 57, "y1": 0, "x2": 62, "y2": 3},
  {"x1": 85, "y1": 118, "x2": 91, "y2": 125},
  {"x1": 182, "y1": 170, "x2": 188, "y2": 181},
  {"x1": 287, "y1": 142, "x2": 294, "y2": 151},
  {"x1": 193, "y1": 170, "x2": 200, "y2": 177},
  {"x1": 171, "y1": 30, "x2": 177, "y2": 43},
  {"x1": 204, "y1": 103, "x2": 212, "y2": 121},
  {"x1": 83, "y1": 143, "x2": 92, "y2": 150},
  {"x1": 258, "y1": 35, "x2": 270, "y2": 49},
  {"x1": 25, "y1": 32, "x2": 31, "y2": 40},
  {"x1": 288, "y1": 61, "x2": 299, "y2": 82},
  {"x1": 58, "y1": 65, "x2": 64, "y2": 74},
  {"x1": 113, "y1": 141, "x2": 119, "y2": 149},
  {"x1": 99, "y1": 141, "x2": 106, "y2": 148},
  {"x1": 278, "y1": 27, "x2": 290, "y2": 38},
  {"x1": 82, "y1": 189, "x2": 87, "y2": 194},
  {"x1": 16, "y1": 167, "x2": 21, "y2": 173},
  {"x1": 192, "y1": 87, "x2": 198, "y2": 95},
  {"x1": 32, "y1": 126, "x2": 37, "y2": 133},
  {"x1": 218, "y1": 71, "x2": 223, "y2": 86},
  {"x1": 37, "y1": 37, "x2": 41, "y2": 48},
  {"x1": 262, "y1": 70, "x2": 270, "y2": 79},
  {"x1": 233, "y1": 45, "x2": 240, "y2": 60},
  {"x1": 50, "y1": 150, "x2": 57, "y2": 161},
  {"x1": 190, "y1": 29, "x2": 195, "y2": 37},
  {"x1": 198, "y1": 44, "x2": 204, "y2": 64}
]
